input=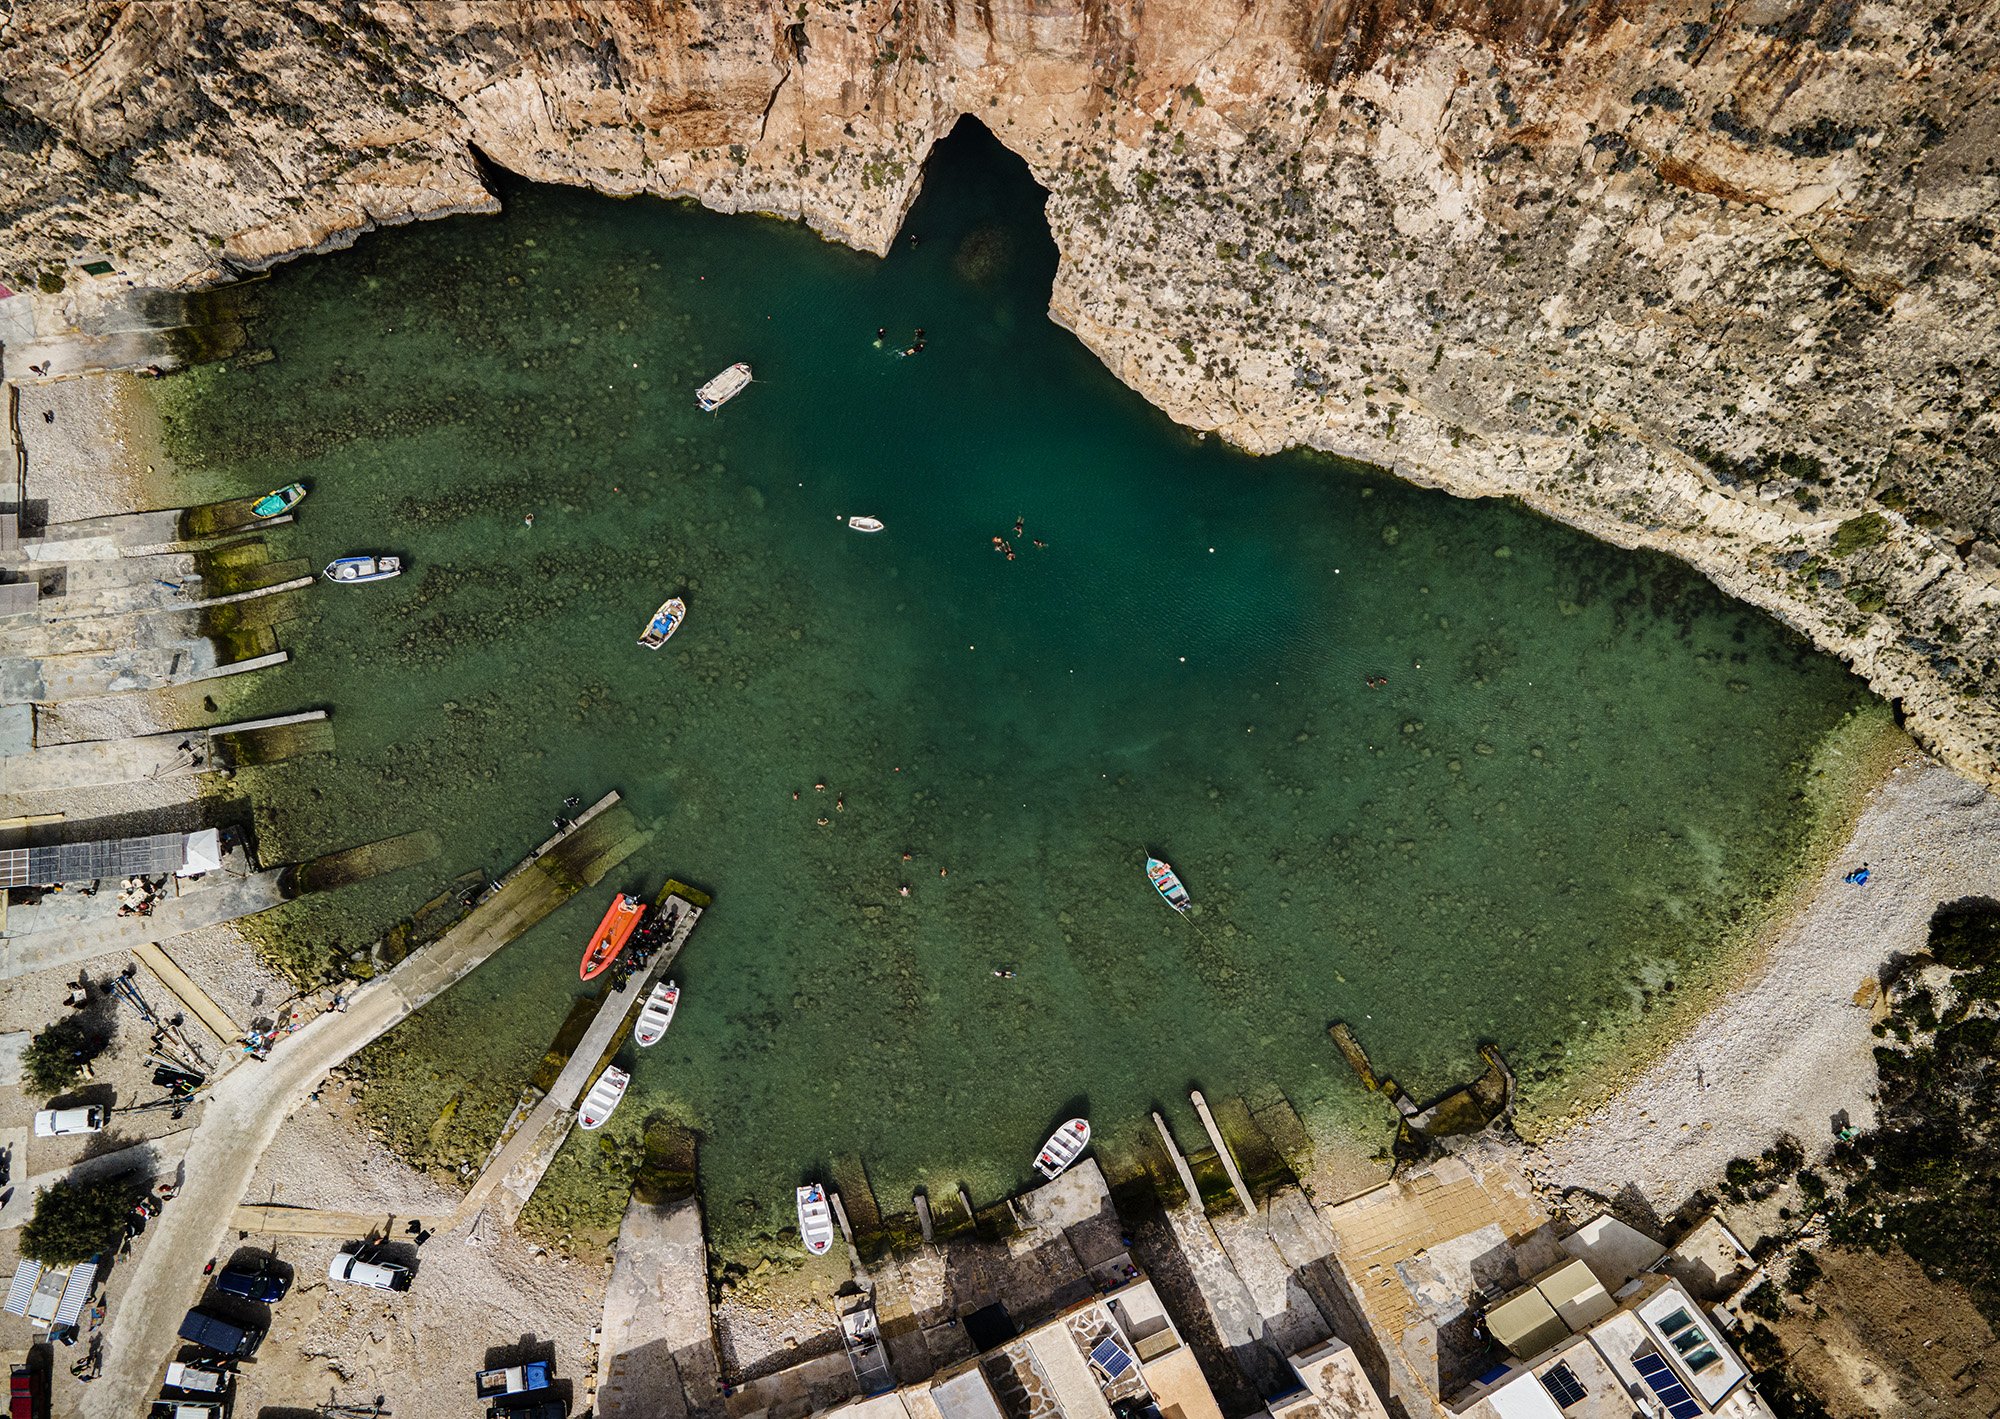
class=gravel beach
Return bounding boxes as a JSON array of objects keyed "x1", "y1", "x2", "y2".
[{"x1": 1527, "y1": 754, "x2": 2000, "y2": 1216}]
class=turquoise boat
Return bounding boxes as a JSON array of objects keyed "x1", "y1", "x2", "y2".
[
  {"x1": 1146, "y1": 855, "x2": 1191, "y2": 913},
  {"x1": 252, "y1": 482, "x2": 306, "y2": 518}
]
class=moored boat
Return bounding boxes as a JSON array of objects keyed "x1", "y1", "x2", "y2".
[
  {"x1": 1035, "y1": 1118, "x2": 1091, "y2": 1180},
  {"x1": 634, "y1": 980, "x2": 680, "y2": 1047},
  {"x1": 578, "y1": 1066, "x2": 630, "y2": 1130},
  {"x1": 252, "y1": 482, "x2": 306, "y2": 518},
  {"x1": 580, "y1": 894, "x2": 646, "y2": 980},
  {"x1": 322, "y1": 554, "x2": 402, "y2": 584},
  {"x1": 847, "y1": 516, "x2": 885, "y2": 533},
  {"x1": 696, "y1": 362, "x2": 753, "y2": 412},
  {"x1": 1146, "y1": 855, "x2": 1191, "y2": 913},
  {"x1": 797, "y1": 1182, "x2": 836, "y2": 1255},
  {"x1": 638, "y1": 597, "x2": 686, "y2": 650}
]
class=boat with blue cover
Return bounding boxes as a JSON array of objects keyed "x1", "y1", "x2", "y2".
[
  {"x1": 1146, "y1": 855, "x2": 1190, "y2": 913},
  {"x1": 638, "y1": 597, "x2": 686, "y2": 650}
]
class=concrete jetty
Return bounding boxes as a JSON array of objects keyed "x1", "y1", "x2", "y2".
[
  {"x1": 459, "y1": 888, "x2": 705, "y2": 1226},
  {"x1": 80, "y1": 795, "x2": 650, "y2": 1419}
]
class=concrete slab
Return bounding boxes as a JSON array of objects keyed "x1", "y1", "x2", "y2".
[
  {"x1": 0, "y1": 1032, "x2": 25, "y2": 1088},
  {"x1": 0, "y1": 867, "x2": 290, "y2": 981},
  {"x1": 0, "y1": 704, "x2": 31, "y2": 757},
  {"x1": 597, "y1": 1197, "x2": 718, "y2": 1419}
]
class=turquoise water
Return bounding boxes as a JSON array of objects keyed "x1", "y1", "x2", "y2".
[{"x1": 163, "y1": 124, "x2": 1878, "y2": 1243}]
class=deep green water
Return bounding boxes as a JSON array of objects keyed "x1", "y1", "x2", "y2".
[{"x1": 164, "y1": 125, "x2": 1880, "y2": 1245}]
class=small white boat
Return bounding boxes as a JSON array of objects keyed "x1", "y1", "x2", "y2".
[
  {"x1": 1146, "y1": 855, "x2": 1191, "y2": 913},
  {"x1": 696, "y1": 362, "x2": 753, "y2": 412},
  {"x1": 578, "y1": 1066, "x2": 630, "y2": 1130},
  {"x1": 634, "y1": 980, "x2": 680, "y2": 1048},
  {"x1": 323, "y1": 554, "x2": 402, "y2": 584},
  {"x1": 1035, "y1": 1118, "x2": 1091, "y2": 1180},
  {"x1": 847, "y1": 516, "x2": 885, "y2": 533},
  {"x1": 797, "y1": 1182, "x2": 836, "y2": 1256},
  {"x1": 638, "y1": 597, "x2": 686, "y2": 650}
]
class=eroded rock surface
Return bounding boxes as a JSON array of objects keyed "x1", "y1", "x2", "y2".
[{"x1": 3, "y1": 1, "x2": 1994, "y2": 779}]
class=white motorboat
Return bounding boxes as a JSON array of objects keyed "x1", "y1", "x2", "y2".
[
  {"x1": 847, "y1": 516, "x2": 885, "y2": 533},
  {"x1": 1035, "y1": 1118, "x2": 1091, "y2": 1180},
  {"x1": 696, "y1": 362, "x2": 753, "y2": 412},
  {"x1": 323, "y1": 554, "x2": 402, "y2": 584},
  {"x1": 797, "y1": 1182, "x2": 836, "y2": 1256},
  {"x1": 638, "y1": 597, "x2": 686, "y2": 650},
  {"x1": 578, "y1": 1066, "x2": 630, "y2": 1130},
  {"x1": 634, "y1": 980, "x2": 680, "y2": 1048}
]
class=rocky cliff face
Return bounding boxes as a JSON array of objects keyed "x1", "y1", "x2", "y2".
[{"x1": 3, "y1": 1, "x2": 1995, "y2": 781}]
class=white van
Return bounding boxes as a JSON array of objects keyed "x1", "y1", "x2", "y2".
[
  {"x1": 327, "y1": 1251, "x2": 407, "y2": 1291},
  {"x1": 33, "y1": 1106, "x2": 104, "y2": 1137}
]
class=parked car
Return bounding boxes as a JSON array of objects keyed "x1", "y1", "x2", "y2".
[
  {"x1": 32, "y1": 1106, "x2": 103, "y2": 1138},
  {"x1": 213, "y1": 1264, "x2": 287, "y2": 1303},
  {"x1": 327, "y1": 1251, "x2": 407, "y2": 1291},
  {"x1": 177, "y1": 1307, "x2": 260, "y2": 1357}
]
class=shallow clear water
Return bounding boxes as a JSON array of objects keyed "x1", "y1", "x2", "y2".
[{"x1": 163, "y1": 124, "x2": 1877, "y2": 1242}]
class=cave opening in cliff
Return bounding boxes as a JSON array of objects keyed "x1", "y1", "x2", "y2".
[{"x1": 907, "y1": 116, "x2": 1058, "y2": 311}]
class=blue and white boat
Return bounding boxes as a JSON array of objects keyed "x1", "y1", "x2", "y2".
[
  {"x1": 253, "y1": 482, "x2": 306, "y2": 518},
  {"x1": 638, "y1": 596, "x2": 686, "y2": 650},
  {"x1": 1146, "y1": 855, "x2": 1190, "y2": 913},
  {"x1": 322, "y1": 554, "x2": 401, "y2": 584}
]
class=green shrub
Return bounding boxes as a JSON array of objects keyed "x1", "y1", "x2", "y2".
[
  {"x1": 36, "y1": 270, "x2": 64, "y2": 294},
  {"x1": 20, "y1": 1175, "x2": 135, "y2": 1265},
  {"x1": 1830, "y1": 512, "x2": 1888, "y2": 556},
  {"x1": 22, "y1": 1017, "x2": 96, "y2": 1097}
]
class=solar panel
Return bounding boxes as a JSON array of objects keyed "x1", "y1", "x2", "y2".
[
  {"x1": 3, "y1": 1261, "x2": 39, "y2": 1317},
  {"x1": 1538, "y1": 1361, "x2": 1587, "y2": 1408},
  {"x1": 1633, "y1": 1352, "x2": 1701, "y2": 1417},
  {"x1": 1089, "y1": 1337, "x2": 1134, "y2": 1379}
]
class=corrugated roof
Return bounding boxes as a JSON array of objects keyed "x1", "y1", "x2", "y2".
[{"x1": 52, "y1": 1260, "x2": 97, "y2": 1327}]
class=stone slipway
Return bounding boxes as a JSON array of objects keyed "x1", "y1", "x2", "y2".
[
  {"x1": 0, "y1": 711, "x2": 328, "y2": 797},
  {"x1": 595, "y1": 1196, "x2": 719, "y2": 1419}
]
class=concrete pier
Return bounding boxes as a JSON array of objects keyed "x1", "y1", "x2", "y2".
[{"x1": 457, "y1": 889, "x2": 704, "y2": 1225}]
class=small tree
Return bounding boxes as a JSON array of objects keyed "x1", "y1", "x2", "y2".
[
  {"x1": 22, "y1": 1017, "x2": 96, "y2": 1097},
  {"x1": 20, "y1": 1175, "x2": 133, "y2": 1265}
]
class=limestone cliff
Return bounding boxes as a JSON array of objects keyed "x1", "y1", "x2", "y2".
[{"x1": 2, "y1": 1, "x2": 1995, "y2": 781}]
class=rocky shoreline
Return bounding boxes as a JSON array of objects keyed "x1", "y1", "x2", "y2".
[{"x1": 2, "y1": 2, "x2": 1994, "y2": 785}]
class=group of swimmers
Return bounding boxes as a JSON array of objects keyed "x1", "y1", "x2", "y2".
[
  {"x1": 991, "y1": 513, "x2": 1048, "y2": 561},
  {"x1": 874, "y1": 326, "x2": 927, "y2": 357}
]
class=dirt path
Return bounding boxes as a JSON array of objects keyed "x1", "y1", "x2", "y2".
[{"x1": 81, "y1": 799, "x2": 647, "y2": 1419}]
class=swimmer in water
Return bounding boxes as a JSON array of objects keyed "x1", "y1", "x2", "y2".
[{"x1": 874, "y1": 327, "x2": 886, "y2": 346}]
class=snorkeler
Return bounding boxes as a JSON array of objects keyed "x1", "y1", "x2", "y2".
[{"x1": 874, "y1": 327, "x2": 886, "y2": 346}]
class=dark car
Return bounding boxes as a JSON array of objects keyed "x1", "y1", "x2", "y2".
[
  {"x1": 214, "y1": 1264, "x2": 287, "y2": 1303},
  {"x1": 178, "y1": 1308, "x2": 260, "y2": 1357}
]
